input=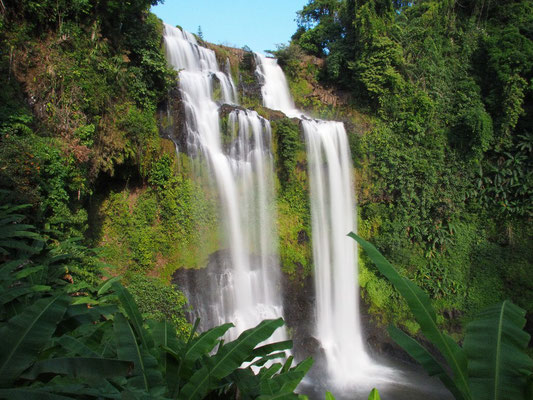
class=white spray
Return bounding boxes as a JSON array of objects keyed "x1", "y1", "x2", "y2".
[{"x1": 163, "y1": 25, "x2": 285, "y2": 343}]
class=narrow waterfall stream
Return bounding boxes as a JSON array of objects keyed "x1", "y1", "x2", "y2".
[
  {"x1": 163, "y1": 25, "x2": 286, "y2": 342},
  {"x1": 255, "y1": 54, "x2": 396, "y2": 387}
]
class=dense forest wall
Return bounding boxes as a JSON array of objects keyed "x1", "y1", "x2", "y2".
[
  {"x1": 277, "y1": 0, "x2": 533, "y2": 337},
  {"x1": 0, "y1": 0, "x2": 531, "y2": 349}
]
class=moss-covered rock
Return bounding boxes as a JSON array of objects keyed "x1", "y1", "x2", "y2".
[{"x1": 271, "y1": 118, "x2": 313, "y2": 283}]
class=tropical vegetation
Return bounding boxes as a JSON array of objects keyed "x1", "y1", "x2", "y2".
[
  {"x1": 351, "y1": 232, "x2": 533, "y2": 400},
  {"x1": 280, "y1": 0, "x2": 533, "y2": 335},
  {"x1": 0, "y1": 196, "x2": 310, "y2": 399},
  {"x1": 0, "y1": 0, "x2": 531, "y2": 398}
]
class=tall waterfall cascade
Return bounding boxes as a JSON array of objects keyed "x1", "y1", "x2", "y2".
[
  {"x1": 163, "y1": 24, "x2": 285, "y2": 343},
  {"x1": 256, "y1": 54, "x2": 395, "y2": 386}
]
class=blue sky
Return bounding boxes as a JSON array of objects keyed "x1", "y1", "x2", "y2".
[{"x1": 151, "y1": 0, "x2": 308, "y2": 53}]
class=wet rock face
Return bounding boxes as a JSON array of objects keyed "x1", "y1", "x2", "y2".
[
  {"x1": 280, "y1": 272, "x2": 319, "y2": 362},
  {"x1": 158, "y1": 86, "x2": 187, "y2": 151},
  {"x1": 218, "y1": 103, "x2": 246, "y2": 118},
  {"x1": 359, "y1": 299, "x2": 432, "y2": 366},
  {"x1": 239, "y1": 52, "x2": 262, "y2": 101},
  {"x1": 297, "y1": 229, "x2": 309, "y2": 245},
  {"x1": 359, "y1": 299, "x2": 409, "y2": 362},
  {"x1": 171, "y1": 250, "x2": 233, "y2": 330},
  {"x1": 172, "y1": 249, "x2": 423, "y2": 367}
]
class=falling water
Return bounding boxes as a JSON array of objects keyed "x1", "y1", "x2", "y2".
[
  {"x1": 163, "y1": 25, "x2": 285, "y2": 342},
  {"x1": 256, "y1": 54, "x2": 395, "y2": 386}
]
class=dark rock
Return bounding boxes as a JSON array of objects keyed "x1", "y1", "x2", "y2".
[
  {"x1": 280, "y1": 270, "x2": 317, "y2": 363},
  {"x1": 158, "y1": 85, "x2": 187, "y2": 152},
  {"x1": 526, "y1": 312, "x2": 533, "y2": 348},
  {"x1": 297, "y1": 230, "x2": 309, "y2": 244},
  {"x1": 218, "y1": 103, "x2": 246, "y2": 118}
]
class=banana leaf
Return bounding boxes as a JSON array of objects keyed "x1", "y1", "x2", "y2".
[
  {"x1": 55, "y1": 335, "x2": 100, "y2": 357},
  {"x1": 182, "y1": 322, "x2": 233, "y2": 363},
  {"x1": 0, "y1": 388, "x2": 75, "y2": 399},
  {"x1": 248, "y1": 340, "x2": 293, "y2": 360},
  {"x1": 281, "y1": 356, "x2": 293, "y2": 373},
  {"x1": 0, "y1": 295, "x2": 70, "y2": 386},
  {"x1": 348, "y1": 232, "x2": 470, "y2": 399},
  {"x1": 368, "y1": 388, "x2": 380, "y2": 400},
  {"x1": 258, "y1": 357, "x2": 313, "y2": 398},
  {"x1": 251, "y1": 352, "x2": 289, "y2": 367},
  {"x1": 231, "y1": 367, "x2": 262, "y2": 398},
  {"x1": 114, "y1": 313, "x2": 163, "y2": 391},
  {"x1": 257, "y1": 393, "x2": 299, "y2": 400},
  {"x1": 464, "y1": 300, "x2": 533, "y2": 400},
  {"x1": 97, "y1": 276, "x2": 121, "y2": 296},
  {"x1": 178, "y1": 318, "x2": 285, "y2": 400},
  {"x1": 0, "y1": 285, "x2": 51, "y2": 306},
  {"x1": 113, "y1": 282, "x2": 153, "y2": 350},
  {"x1": 20, "y1": 357, "x2": 133, "y2": 380},
  {"x1": 388, "y1": 325, "x2": 465, "y2": 399}
]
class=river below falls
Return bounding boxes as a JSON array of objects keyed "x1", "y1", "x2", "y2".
[{"x1": 296, "y1": 355, "x2": 453, "y2": 400}]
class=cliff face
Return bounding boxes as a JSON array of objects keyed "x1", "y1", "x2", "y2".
[{"x1": 2, "y1": 3, "x2": 531, "y2": 353}]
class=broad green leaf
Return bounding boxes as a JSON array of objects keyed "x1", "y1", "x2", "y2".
[
  {"x1": 0, "y1": 285, "x2": 50, "y2": 305},
  {"x1": 113, "y1": 282, "x2": 153, "y2": 349},
  {"x1": 349, "y1": 233, "x2": 470, "y2": 399},
  {"x1": 97, "y1": 276, "x2": 121, "y2": 296},
  {"x1": 260, "y1": 363, "x2": 284, "y2": 384},
  {"x1": 325, "y1": 392, "x2": 335, "y2": 400},
  {"x1": 0, "y1": 388, "x2": 75, "y2": 399},
  {"x1": 32, "y1": 382, "x2": 122, "y2": 399},
  {"x1": 281, "y1": 356, "x2": 294, "y2": 373},
  {"x1": 21, "y1": 357, "x2": 133, "y2": 380},
  {"x1": 258, "y1": 357, "x2": 313, "y2": 399},
  {"x1": 388, "y1": 326, "x2": 464, "y2": 399},
  {"x1": 114, "y1": 313, "x2": 162, "y2": 391},
  {"x1": 0, "y1": 258, "x2": 29, "y2": 279},
  {"x1": 248, "y1": 340, "x2": 293, "y2": 360},
  {"x1": 149, "y1": 318, "x2": 184, "y2": 396},
  {"x1": 0, "y1": 295, "x2": 69, "y2": 385},
  {"x1": 150, "y1": 319, "x2": 183, "y2": 353},
  {"x1": 251, "y1": 352, "x2": 288, "y2": 367},
  {"x1": 14, "y1": 265, "x2": 44, "y2": 279},
  {"x1": 178, "y1": 318, "x2": 285, "y2": 400},
  {"x1": 55, "y1": 335, "x2": 100, "y2": 357},
  {"x1": 0, "y1": 239, "x2": 40, "y2": 253},
  {"x1": 183, "y1": 322, "x2": 233, "y2": 363},
  {"x1": 71, "y1": 296, "x2": 96, "y2": 305},
  {"x1": 257, "y1": 393, "x2": 299, "y2": 400},
  {"x1": 231, "y1": 367, "x2": 261, "y2": 398},
  {"x1": 279, "y1": 357, "x2": 313, "y2": 393},
  {"x1": 368, "y1": 388, "x2": 380, "y2": 400},
  {"x1": 464, "y1": 300, "x2": 533, "y2": 400}
]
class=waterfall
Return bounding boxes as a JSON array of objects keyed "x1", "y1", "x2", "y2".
[
  {"x1": 163, "y1": 24, "x2": 285, "y2": 342},
  {"x1": 256, "y1": 54, "x2": 394, "y2": 386}
]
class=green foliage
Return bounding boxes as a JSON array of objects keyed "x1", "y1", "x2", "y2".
[
  {"x1": 125, "y1": 273, "x2": 190, "y2": 336},
  {"x1": 464, "y1": 301, "x2": 533, "y2": 400},
  {"x1": 0, "y1": 195, "x2": 310, "y2": 399},
  {"x1": 100, "y1": 166, "x2": 219, "y2": 276},
  {"x1": 368, "y1": 388, "x2": 381, "y2": 400},
  {"x1": 275, "y1": 119, "x2": 301, "y2": 189},
  {"x1": 271, "y1": 119, "x2": 312, "y2": 281},
  {"x1": 350, "y1": 232, "x2": 470, "y2": 399},
  {"x1": 0, "y1": 132, "x2": 89, "y2": 239},
  {"x1": 149, "y1": 154, "x2": 173, "y2": 188},
  {"x1": 291, "y1": 0, "x2": 533, "y2": 324},
  {"x1": 294, "y1": 0, "x2": 344, "y2": 57},
  {"x1": 352, "y1": 233, "x2": 533, "y2": 400}
]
